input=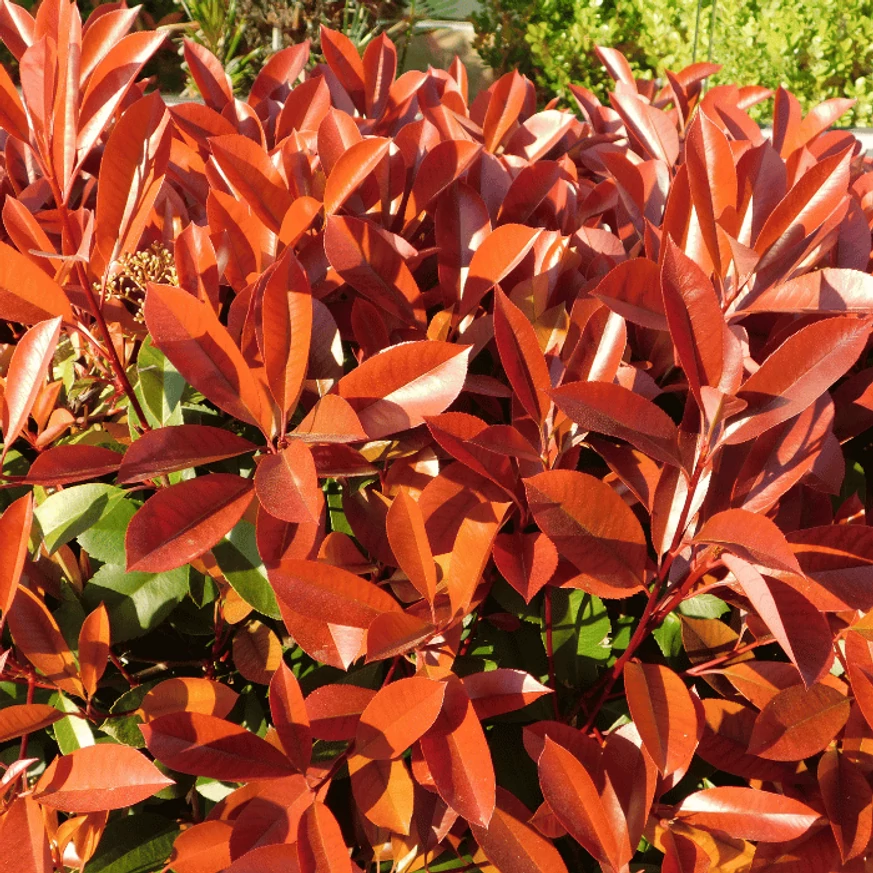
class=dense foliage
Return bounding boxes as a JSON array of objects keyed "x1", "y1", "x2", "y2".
[
  {"x1": 473, "y1": 0, "x2": 873, "y2": 126},
  {"x1": 1, "y1": 2, "x2": 873, "y2": 872}
]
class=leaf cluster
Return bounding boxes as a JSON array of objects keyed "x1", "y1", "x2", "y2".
[{"x1": 0, "y1": 4, "x2": 871, "y2": 872}]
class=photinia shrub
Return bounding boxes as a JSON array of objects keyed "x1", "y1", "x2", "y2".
[{"x1": 0, "y1": 2, "x2": 873, "y2": 871}]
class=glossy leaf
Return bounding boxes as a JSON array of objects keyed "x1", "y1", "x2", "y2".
[
  {"x1": 77, "y1": 603, "x2": 110, "y2": 699},
  {"x1": 817, "y1": 749, "x2": 873, "y2": 862},
  {"x1": 270, "y1": 661, "x2": 311, "y2": 773},
  {"x1": 254, "y1": 442, "x2": 320, "y2": 524},
  {"x1": 139, "y1": 677, "x2": 239, "y2": 722},
  {"x1": 0, "y1": 494, "x2": 32, "y2": 624}
]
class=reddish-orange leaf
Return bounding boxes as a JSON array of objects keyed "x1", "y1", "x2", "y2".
[
  {"x1": 8, "y1": 586, "x2": 83, "y2": 697},
  {"x1": 141, "y1": 712, "x2": 297, "y2": 781},
  {"x1": 405, "y1": 140, "x2": 482, "y2": 223},
  {"x1": 126, "y1": 473, "x2": 254, "y2": 573},
  {"x1": 492, "y1": 531, "x2": 558, "y2": 603},
  {"x1": 462, "y1": 669, "x2": 552, "y2": 720},
  {"x1": 737, "y1": 267, "x2": 873, "y2": 314},
  {"x1": 144, "y1": 283, "x2": 272, "y2": 435},
  {"x1": 0, "y1": 494, "x2": 32, "y2": 624},
  {"x1": 356, "y1": 677, "x2": 446, "y2": 759},
  {"x1": 420, "y1": 677, "x2": 496, "y2": 828},
  {"x1": 0, "y1": 796, "x2": 52, "y2": 873},
  {"x1": 254, "y1": 249, "x2": 312, "y2": 426},
  {"x1": 34, "y1": 745, "x2": 173, "y2": 812},
  {"x1": 305, "y1": 685, "x2": 376, "y2": 741},
  {"x1": 1, "y1": 316, "x2": 61, "y2": 453},
  {"x1": 0, "y1": 240, "x2": 72, "y2": 324},
  {"x1": 227, "y1": 776, "x2": 312, "y2": 858},
  {"x1": 118, "y1": 425, "x2": 257, "y2": 484},
  {"x1": 348, "y1": 754, "x2": 414, "y2": 835},
  {"x1": 323, "y1": 138, "x2": 390, "y2": 216},
  {"x1": 362, "y1": 33, "x2": 395, "y2": 117},
  {"x1": 292, "y1": 395, "x2": 367, "y2": 444},
  {"x1": 269, "y1": 559, "x2": 401, "y2": 670},
  {"x1": 611, "y1": 90, "x2": 680, "y2": 164},
  {"x1": 726, "y1": 315, "x2": 873, "y2": 444},
  {"x1": 722, "y1": 554, "x2": 833, "y2": 687},
  {"x1": 747, "y1": 683, "x2": 850, "y2": 761},
  {"x1": 494, "y1": 289, "x2": 552, "y2": 425},
  {"x1": 0, "y1": 703, "x2": 63, "y2": 742},
  {"x1": 386, "y1": 489, "x2": 437, "y2": 606},
  {"x1": 139, "y1": 677, "x2": 239, "y2": 722},
  {"x1": 674, "y1": 787, "x2": 820, "y2": 841},
  {"x1": 226, "y1": 843, "x2": 302, "y2": 873},
  {"x1": 366, "y1": 611, "x2": 435, "y2": 662},
  {"x1": 167, "y1": 820, "x2": 232, "y2": 873},
  {"x1": 270, "y1": 661, "x2": 311, "y2": 773},
  {"x1": 255, "y1": 442, "x2": 320, "y2": 525},
  {"x1": 524, "y1": 470, "x2": 647, "y2": 598},
  {"x1": 320, "y1": 25, "x2": 365, "y2": 111},
  {"x1": 818, "y1": 749, "x2": 873, "y2": 862},
  {"x1": 471, "y1": 788, "x2": 570, "y2": 873},
  {"x1": 662, "y1": 831, "x2": 712, "y2": 873},
  {"x1": 624, "y1": 661, "x2": 700, "y2": 777},
  {"x1": 337, "y1": 341, "x2": 471, "y2": 440},
  {"x1": 462, "y1": 224, "x2": 540, "y2": 317},
  {"x1": 77, "y1": 603, "x2": 109, "y2": 699},
  {"x1": 551, "y1": 380, "x2": 682, "y2": 468},
  {"x1": 537, "y1": 737, "x2": 632, "y2": 870},
  {"x1": 25, "y1": 445, "x2": 121, "y2": 486},
  {"x1": 482, "y1": 70, "x2": 527, "y2": 153},
  {"x1": 183, "y1": 38, "x2": 232, "y2": 110},
  {"x1": 209, "y1": 134, "x2": 292, "y2": 233},
  {"x1": 296, "y1": 801, "x2": 352, "y2": 873},
  {"x1": 694, "y1": 508, "x2": 802, "y2": 574}
]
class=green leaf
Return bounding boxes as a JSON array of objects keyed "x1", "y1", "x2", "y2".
[
  {"x1": 653, "y1": 612, "x2": 683, "y2": 659},
  {"x1": 52, "y1": 692, "x2": 95, "y2": 754},
  {"x1": 212, "y1": 519, "x2": 281, "y2": 619},
  {"x1": 547, "y1": 589, "x2": 611, "y2": 685},
  {"x1": 135, "y1": 337, "x2": 186, "y2": 429},
  {"x1": 35, "y1": 484, "x2": 125, "y2": 553},
  {"x1": 77, "y1": 498, "x2": 137, "y2": 564},
  {"x1": 99, "y1": 682, "x2": 161, "y2": 748},
  {"x1": 83, "y1": 564, "x2": 189, "y2": 642},
  {"x1": 678, "y1": 593, "x2": 730, "y2": 619},
  {"x1": 84, "y1": 812, "x2": 178, "y2": 873},
  {"x1": 327, "y1": 480, "x2": 353, "y2": 535}
]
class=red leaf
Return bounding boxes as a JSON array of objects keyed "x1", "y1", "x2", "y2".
[
  {"x1": 92, "y1": 93, "x2": 172, "y2": 277},
  {"x1": 551, "y1": 380, "x2": 682, "y2": 468},
  {"x1": 0, "y1": 494, "x2": 32, "y2": 624},
  {"x1": 0, "y1": 704, "x2": 63, "y2": 742},
  {"x1": 737, "y1": 268, "x2": 873, "y2": 314},
  {"x1": 624, "y1": 661, "x2": 700, "y2": 776},
  {"x1": 694, "y1": 508, "x2": 802, "y2": 574},
  {"x1": 482, "y1": 70, "x2": 528, "y2": 152},
  {"x1": 349, "y1": 754, "x2": 413, "y2": 835},
  {"x1": 462, "y1": 224, "x2": 540, "y2": 317},
  {"x1": 270, "y1": 662, "x2": 311, "y2": 773},
  {"x1": 34, "y1": 746, "x2": 173, "y2": 812},
  {"x1": 405, "y1": 140, "x2": 482, "y2": 223},
  {"x1": 268, "y1": 559, "x2": 401, "y2": 670},
  {"x1": 139, "y1": 677, "x2": 239, "y2": 722},
  {"x1": 537, "y1": 737, "x2": 632, "y2": 870},
  {"x1": 1, "y1": 316, "x2": 61, "y2": 452},
  {"x1": 592, "y1": 259, "x2": 667, "y2": 330},
  {"x1": 323, "y1": 138, "x2": 390, "y2": 216},
  {"x1": 524, "y1": 470, "x2": 647, "y2": 598},
  {"x1": 25, "y1": 445, "x2": 121, "y2": 486},
  {"x1": 494, "y1": 289, "x2": 552, "y2": 425},
  {"x1": 492, "y1": 531, "x2": 558, "y2": 603},
  {"x1": 141, "y1": 712, "x2": 297, "y2": 781},
  {"x1": 747, "y1": 683, "x2": 850, "y2": 761},
  {"x1": 118, "y1": 425, "x2": 257, "y2": 484},
  {"x1": 226, "y1": 843, "x2": 301, "y2": 873},
  {"x1": 726, "y1": 315, "x2": 872, "y2": 444},
  {"x1": 420, "y1": 677, "x2": 496, "y2": 827},
  {"x1": 292, "y1": 396, "x2": 367, "y2": 444},
  {"x1": 674, "y1": 787, "x2": 820, "y2": 841},
  {"x1": 386, "y1": 489, "x2": 437, "y2": 606},
  {"x1": 722, "y1": 554, "x2": 833, "y2": 687},
  {"x1": 254, "y1": 442, "x2": 320, "y2": 525},
  {"x1": 296, "y1": 801, "x2": 352, "y2": 873},
  {"x1": 209, "y1": 135, "x2": 292, "y2": 233},
  {"x1": 125, "y1": 474, "x2": 255, "y2": 573},
  {"x1": 0, "y1": 240, "x2": 72, "y2": 324},
  {"x1": 362, "y1": 33, "x2": 396, "y2": 118},
  {"x1": 337, "y1": 341, "x2": 470, "y2": 440},
  {"x1": 305, "y1": 685, "x2": 376, "y2": 741},
  {"x1": 8, "y1": 586, "x2": 83, "y2": 698},
  {"x1": 611, "y1": 91, "x2": 680, "y2": 164},
  {"x1": 462, "y1": 669, "x2": 552, "y2": 720},
  {"x1": 435, "y1": 181, "x2": 491, "y2": 305},
  {"x1": 183, "y1": 38, "x2": 232, "y2": 110},
  {"x1": 77, "y1": 603, "x2": 109, "y2": 699},
  {"x1": 0, "y1": 796, "x2": 52, "y2": 873},
  {"x1": 144, "y1": 283, "x2": 272, "y2": 435},
  {"x1": 662, "y1": 831, "x2": 712, "y2": 873},
  {"x1": 817, "y1": 749, "x2": 873, "y2": 862},
  {"x1": 356, "y1": 677, "x2": 446, "y2": 759},
  {"x1": 167, "y1": 820, "x2": 232, "y2": 873},
  {"x1": 320, "y1": 26, "x2": 365, "y2": 111},
  {"x1": 470, "y1": 789, "x2": 570, "y2": 873}
]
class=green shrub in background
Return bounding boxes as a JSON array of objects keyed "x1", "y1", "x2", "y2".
[{"x1": 473, "y1": 0, "x2": 873, "y2": 125}]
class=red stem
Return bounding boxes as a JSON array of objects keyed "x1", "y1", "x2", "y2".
[{"x1": 544, "y1": 588, "x2": 560, "y2": 720}]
